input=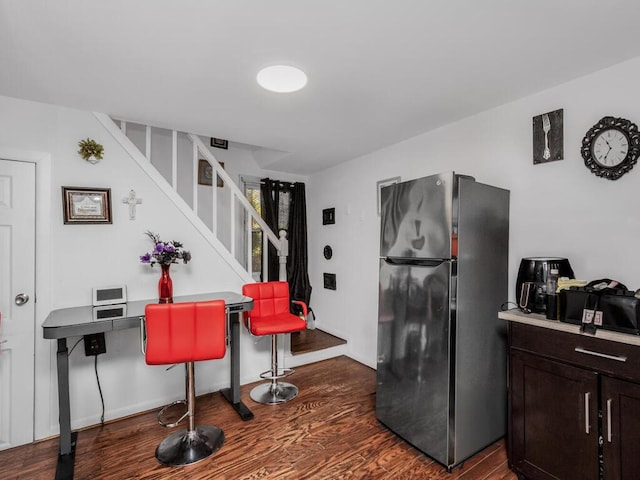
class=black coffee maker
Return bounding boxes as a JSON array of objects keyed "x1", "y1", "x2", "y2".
[{"x1": 516, "y1": 257, "x2": 575, "y2": 314}]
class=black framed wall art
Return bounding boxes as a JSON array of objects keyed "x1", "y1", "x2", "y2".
[{"x1": 62, "y1": 186, "x2": 112, "y2": 224}]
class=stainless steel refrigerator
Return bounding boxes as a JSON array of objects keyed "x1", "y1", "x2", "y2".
[{"x1": 376, "y1": 172, "x2": 509, "y2": 471}]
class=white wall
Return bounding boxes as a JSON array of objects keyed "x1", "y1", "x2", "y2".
[
  {"x1": 0, "y1": 95, "x2": 299, "y2": 441},
  {"x1": 307, "y1": 56, "x2": 640, "y2": 368},
  {"x1": 5, "y1": 54, "x2": 640, "y2": 441}
]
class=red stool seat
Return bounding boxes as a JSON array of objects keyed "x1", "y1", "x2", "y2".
[
  {"x1": 144, "y1": 300, "x2": 227, "y2": 467},
  {"x1": 242, "y1": 281, "x2": 307, "y2": 404},
  {"x1": 247, "y1": 314, "x2": 307, "y2": 336},
  {"x1": 145, "y1": 301, "x2": 226, "y2": 365}
]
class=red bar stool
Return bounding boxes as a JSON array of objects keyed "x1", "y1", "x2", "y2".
[
  {"x1": 242, "y1": 281, "x2": 307, "y2": 404},
  {"x1": 144, "y1": 300, "x2": 226, "y2": 467}
]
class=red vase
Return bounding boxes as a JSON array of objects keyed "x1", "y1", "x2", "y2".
[{"x1": 158, "y1": 264, "x2": 173, "y2": 304}]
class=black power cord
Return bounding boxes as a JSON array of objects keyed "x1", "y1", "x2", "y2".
[
  {"x1": 67, "y1": 337, "x2": 83, "y2": 356},
  {"x1": 67, "y1": 338, "x2": 106, "y2": 425},
  {"x1": 94, "y1": 355, "x2": 105, "y2": 425},
  {"x1": 500, "y1": 301, "x2": 524, "y2": 312}
]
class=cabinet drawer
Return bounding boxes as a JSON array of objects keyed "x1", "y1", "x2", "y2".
[{"x1": 510, "y1": 322, "x2": 640, "y2": 382}]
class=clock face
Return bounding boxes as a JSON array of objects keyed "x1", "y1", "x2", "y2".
[
  {"x1": 581, "y1": 116, "x2": 640, "y2": 180},
  {"x1": 591, "y1": 128, "x2": 629, "y2": 167}
]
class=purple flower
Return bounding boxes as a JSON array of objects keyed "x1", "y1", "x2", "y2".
[{"x1": 140, "y1": 231, "x2": 191, "y2": 266}]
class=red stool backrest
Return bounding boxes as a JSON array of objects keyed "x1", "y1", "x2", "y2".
[
  {"x1": 242, "y1": 281, "x2": 291, "y2": 320},
  {"x1": 144, "y1": 300, "x2": 226, "y2": 365}
]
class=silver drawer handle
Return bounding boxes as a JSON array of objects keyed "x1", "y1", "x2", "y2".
[
  {"x1": 574, "y1": 347, "x2": 627, "y2": 362},
  {"x1": 584, "y1": 392, "x2": 590, "y2": 434},
  {"x1": 607, "y1": 398, "x2": 613, "y2": 443}
]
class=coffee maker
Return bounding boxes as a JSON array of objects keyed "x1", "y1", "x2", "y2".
[{"x1": 516, "y1": 257, "x2": 574, "y2": 314}]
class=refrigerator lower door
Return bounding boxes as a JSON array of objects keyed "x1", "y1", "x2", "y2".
[{"x1": 376, "y1": 258, "x2": 452, "y2": 465}]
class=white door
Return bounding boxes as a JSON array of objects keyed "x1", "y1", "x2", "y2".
[{"x1": 0, "y1": 159, "x2": 35, "y2": 449}]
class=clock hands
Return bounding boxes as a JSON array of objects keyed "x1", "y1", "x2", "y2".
[{"x1": 603, "y1": 139, "x2": 612, "y2": 162}]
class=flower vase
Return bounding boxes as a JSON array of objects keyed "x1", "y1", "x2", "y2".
[{"x1": 158, "y1": 264, "x2": 173, "y2": 304}]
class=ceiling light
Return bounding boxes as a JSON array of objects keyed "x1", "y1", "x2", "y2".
[{"x1": 257, "y1": 65, "x2": 307, "y2": 93}]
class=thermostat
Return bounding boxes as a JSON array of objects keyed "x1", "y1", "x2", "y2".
[{"x1": 93, "y1": 285, "x2": 127, "y2": 306}]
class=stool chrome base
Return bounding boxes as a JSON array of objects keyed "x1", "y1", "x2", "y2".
[
  {"x1": 250, "y1": 381, "x2": 299, "y2": 405},
  {"x1": 155, "y1": 426, "x2": 224, "y2": 467}
]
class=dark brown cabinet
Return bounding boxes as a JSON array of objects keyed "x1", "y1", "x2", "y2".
[
  {"x1": 507, "y1": 320, "x2": 640, "y2": 480},
  {"x1": 601, "y1": 377, "x2": 640, "y2": 479}
]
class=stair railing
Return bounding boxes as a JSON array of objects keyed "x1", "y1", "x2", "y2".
[{"x1": 96, "y1": 113, "x2": 287, "y2": 282}]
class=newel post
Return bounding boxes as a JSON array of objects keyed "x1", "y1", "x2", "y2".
[{"x1": 278, "y1": 229, "x2": 288, "y2": 281}]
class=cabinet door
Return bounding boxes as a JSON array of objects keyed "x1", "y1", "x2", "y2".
[
  {"x1": 510, "y1": 350, "x2": 598, "y2": 480},
  {"x1": 601, "y1": 376, "x2": 640, "y2": 480}
]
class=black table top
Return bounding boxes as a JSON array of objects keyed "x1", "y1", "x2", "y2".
[{"x1": 42, "y1": 292, "x2": 253, "y2": 339}]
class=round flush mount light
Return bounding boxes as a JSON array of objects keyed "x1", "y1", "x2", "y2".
[{"x1": 257, "y1": 65, "x2": 307, "y2": 93}]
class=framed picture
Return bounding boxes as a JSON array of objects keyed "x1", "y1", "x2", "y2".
[
  {"x1": 322, "y1": 208, "x2": 335, "y2": 225},
  {"x1": 62, "y1": 187, "x2": 112, "y2": 224},
  {"x1": 210, "y1": 137, "x2": 229, "y2": 149},
  {"x1": 376, "y1": 176, "x2": 400, "y2": 215},
  {"x1": 533, "y1": 108, "x2": 564, "y2": 164},
  {"x1": 198, "y1": 159, "x2": 225, "y2": 187}
]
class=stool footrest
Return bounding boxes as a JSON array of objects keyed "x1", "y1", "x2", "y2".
[
  {"x1": 157, "y1": 400, "x2": 188, "y2": 428},
  {"x1": 250, "y1": 381, "x2": 299, "y2": 405},
  {"x1": 156, "y1": 425, "x2": 225, "y2": 466},
  {"x1": 258, "y1": 367, "x2": 294, "y2": 381}
]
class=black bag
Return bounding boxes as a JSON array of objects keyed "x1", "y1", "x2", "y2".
[{"x1": 560, "y1": 279, "x2": 640, "y2": 335}]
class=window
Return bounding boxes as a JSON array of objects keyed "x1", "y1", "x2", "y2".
[
  {"x1": 277, "y1": 189, "x2": 290, "y2": 232},
  {"x1": 242, "y1": 177, "x2": 292, "y2": 281},
  {"x1": 243, "y1": 178, "x2": 263, "y2": 281}
]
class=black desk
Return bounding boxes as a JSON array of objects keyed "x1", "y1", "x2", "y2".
[{"x1": 42, "y1": 292, "x2": 254, "y2": 480}]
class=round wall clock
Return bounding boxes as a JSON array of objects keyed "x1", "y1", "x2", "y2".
[{"x1": 581, "y1": 116, "x2": 640, "y2": 180}]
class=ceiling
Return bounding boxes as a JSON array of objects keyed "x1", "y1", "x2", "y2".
[{"x1": 2, "y1": 1, "x2": 640, "y2": 175}]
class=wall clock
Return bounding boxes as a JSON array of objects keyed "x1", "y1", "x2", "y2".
[{"x1": 581, "y1": 116, "x2": 640, "y2": 180}]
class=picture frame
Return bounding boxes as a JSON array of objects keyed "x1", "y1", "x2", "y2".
[
  {"x1": 210, "y1": 137, "x2": 229, "y2": 150},
  {"x1": 62, "y1": 187, "x2": 112, "y2": 224},
  {"x1": 533, "y1": 108, "x2": 564, "y2": 164},
  {"x1": 322, "y1": 207, "x2": 335, "y2": 225},
  {"x1": 376, "y1": 176, "x2": 401, "y2": 215},
  {"x1": 198, "y1": 159, "x2": 225, "y2": 187}
]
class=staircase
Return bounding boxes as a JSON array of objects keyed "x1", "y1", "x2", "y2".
[{"x1": 95, "y1": 113, "x2": 287, "y2": 282}]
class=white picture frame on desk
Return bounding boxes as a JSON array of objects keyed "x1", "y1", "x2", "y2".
[{"x1": 92, "y1": 285, "x2": 127, "y2": 306}]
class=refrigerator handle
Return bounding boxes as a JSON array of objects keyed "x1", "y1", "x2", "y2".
[{"x1": 383, "y1": 257, "x2": 447, "y2": 267}]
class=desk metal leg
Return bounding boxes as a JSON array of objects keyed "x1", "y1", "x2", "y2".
[
  {"x1": 55, "y1": 338, "x2": 76, "y2": 480},
  {"x1": 220, "y1": 312, "x2": 254, "y2": 420}
]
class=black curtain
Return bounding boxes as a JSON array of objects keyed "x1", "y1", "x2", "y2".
[
  {"x1": 260, "y1": 178, "x2": 312, "y2": 306},
  {"x1": 260, "y1": 179, "x2": 281, "y2": 282},
  {"x1": 287, "y1": 182, "x2": 312, "y2": 306}
]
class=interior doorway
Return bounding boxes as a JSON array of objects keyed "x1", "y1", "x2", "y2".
[{"x1": 0, "y1": 159, "x2": 36, "y2": 449}]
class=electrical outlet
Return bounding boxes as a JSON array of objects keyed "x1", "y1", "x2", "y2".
[{"x1": 83, "y1": 333, "x2": 106, "y2": 356}]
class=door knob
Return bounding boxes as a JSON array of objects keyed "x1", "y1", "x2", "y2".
[{"x1": 15, "y1": 293, "x2": 29, "y2": 305}]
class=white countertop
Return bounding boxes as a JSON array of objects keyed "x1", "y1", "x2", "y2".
[{"x1": 498, "y1": 308, "x2": 640, "y2": 347}]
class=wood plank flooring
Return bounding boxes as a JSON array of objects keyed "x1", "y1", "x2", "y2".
[
  {"x1": 0, "y1": 356, "x2": 516, "y2": 480},
  {"x1": 291, "y1": 328, "x2": 347, "y2": 355}
]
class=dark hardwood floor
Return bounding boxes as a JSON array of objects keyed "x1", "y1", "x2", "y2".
[
  {"x1": 0, "y1": 356, "x2": 516, "y2": 479},
  {"x1": 291, "y1": 328, "x2": 347, "y2": 355}
]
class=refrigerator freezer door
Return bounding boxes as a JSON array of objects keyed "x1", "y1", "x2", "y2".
[
  {"x1": 376, "y1": 258, "x2": 452, "y2": 466},
  {"x1": 379, "y1": 172, "x2": 455, "y2": 260}
]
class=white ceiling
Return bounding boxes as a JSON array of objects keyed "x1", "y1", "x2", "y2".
[{"x1": 2, "y1": 1, "x2": 640, "y2": 174}]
